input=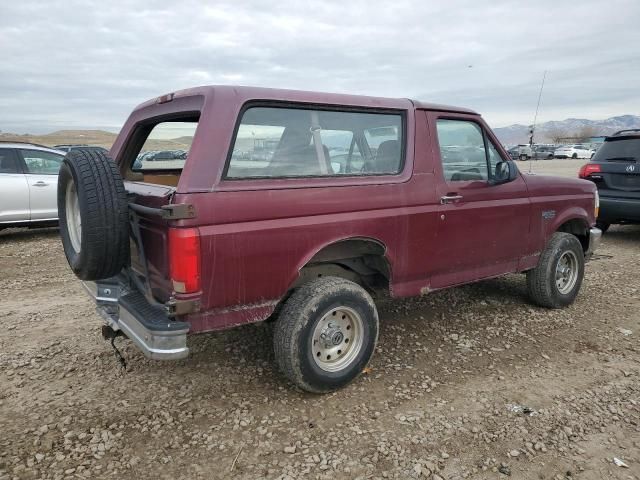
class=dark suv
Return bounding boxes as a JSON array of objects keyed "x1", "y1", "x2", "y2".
[{"x1": 579, "y1": 129, "x2": 640, "y2": 231}]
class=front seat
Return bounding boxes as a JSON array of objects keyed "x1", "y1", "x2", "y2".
[
  {"x1": 269, "y1": 127, "x2": 332, "y2": 176},
  {"x1": 375, "y1": 140, "x2": 400, "y2": 173}
]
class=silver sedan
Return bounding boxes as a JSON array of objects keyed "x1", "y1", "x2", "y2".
[{"x1": 0, "y1": 143, "x2": 65, "y2": 229}]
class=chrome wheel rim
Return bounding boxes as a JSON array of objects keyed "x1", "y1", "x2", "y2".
[
  {"x1": 66, "y1": 180, "x2": 82, "y2": 253},
  {"x1": 555, "y1": 251, "x2": 578, "y2": 294},
  {"x1": 311, "y1": 306, "x2": 364, "y2": 372}
]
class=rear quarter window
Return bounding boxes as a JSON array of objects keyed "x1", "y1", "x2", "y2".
[
  {"x1": 225, "y1": 106, "x2": 404, "y2": 179},
  {"x1": 131, "y1": 121, "x2": 197, "y2": 172}
]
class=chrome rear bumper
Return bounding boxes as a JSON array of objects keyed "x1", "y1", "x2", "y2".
[
  {"x1": 585, "y1": 227, "x2": 602, "y2": 260},
  {"x1": 82, "y1": 279, "x2": 189, "y2": 360}
]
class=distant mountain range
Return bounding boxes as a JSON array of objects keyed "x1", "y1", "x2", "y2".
[
  {"x1": 3, "y1": 115, "x2": 640, "y2": 151},
  {"x1": 493, "y1": 115, "x2": 640, "y2": 145}
]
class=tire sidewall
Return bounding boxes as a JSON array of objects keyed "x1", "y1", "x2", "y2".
[
  {"x1": 544, "y1": 235, "x2": 585, "y2": 307},
  {"x1": 295, "y1": 288, "x2": 378, "y2": 392},
  {"x1": 57, "y1": 160, "x2": 87, "y2": 274}
]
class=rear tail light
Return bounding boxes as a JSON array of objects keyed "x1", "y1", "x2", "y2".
[
  {"x1": 578, "y1": 163, "x2": 601, "y2": 178},
  {"x1": 168, "y1": 227, "x2": 201, "y2": 294}
]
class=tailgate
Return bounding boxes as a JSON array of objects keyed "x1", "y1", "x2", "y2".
[
  {"x1": 126, "y1": 181, "x2": 176, "y2": 302},
  {"x1": 595, "y1": 162, "x2": 640, "y2": 198}
]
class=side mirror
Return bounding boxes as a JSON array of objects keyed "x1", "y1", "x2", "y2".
[{"x1": 490, "y1": 160, "x2": 519, "y2": 185}]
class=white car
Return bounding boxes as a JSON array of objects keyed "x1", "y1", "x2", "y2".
[
  {"x1": 553, "y1": 144, "x2": 594, "y2": 159},
  {"x1": 0, "y1": 143, "x2": 65, "y2": 230}
]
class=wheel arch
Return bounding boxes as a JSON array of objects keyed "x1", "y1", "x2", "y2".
[
  {"x1": 291, "y1": 236, "x2": 393, "y2": 293},
  {"x1": 555, "y1": 216, "x2": 590, "y2": 252}
]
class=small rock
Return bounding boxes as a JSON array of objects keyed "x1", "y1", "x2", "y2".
[
  {"x1": 283, "y1": 446, "x2": 296, "y2": 454},
  {"x1": 509, "y1": 449, "x2": 520, "y2": 457}
]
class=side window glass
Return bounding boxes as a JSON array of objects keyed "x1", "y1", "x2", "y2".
[
  {"x1": 321, "y1": 130, "x2": 366, "y2": 174},
  {"x1": 486, "y1": 140, "x2": 505, "y2": 178},
  {"x1": 0, "y1": 149, "x2": 20, "y2": 174},
  {"x1": 19, "y1": 150, "x2": 64, "y2": 175},
  {"x1": 435, "y1": 120, "x2": 488, "y2": 181},
  {"x1": 226, "y1": 106, "x2": 403, "y2": 178},
  {"x1": 133, "y1": 121, "x2": 197, "y2": 172}
]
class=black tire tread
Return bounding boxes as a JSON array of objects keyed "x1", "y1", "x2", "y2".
[
  {"x1": 526, "y1": 232, "x2": 584, "y2": 309},
  {"x1": 58, "y1": 149, "x2": 129, "y2": 280},
  {"x1": 273, "y1": 276, "x2": 378, "y2": 393}
]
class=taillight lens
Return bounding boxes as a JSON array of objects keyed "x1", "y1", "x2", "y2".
[
  {"x1": 168, "y1": 227, "x2": 201, "y2": 294},
  {"x1": 578, "y1": 163, "x2": 601, "y2": 178}
]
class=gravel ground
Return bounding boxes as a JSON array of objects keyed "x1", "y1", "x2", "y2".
[{"x1": 1, "y1": 160, "x2": 639, "y2": 480}]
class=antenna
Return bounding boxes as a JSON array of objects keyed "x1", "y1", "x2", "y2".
[{"x1": 528, "y1": 70, "x2": 547, "y2": 173}]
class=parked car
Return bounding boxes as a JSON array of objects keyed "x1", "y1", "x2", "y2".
[
  {"x1": 56, "y1": 86, "x2": 601, "y2": 393},
  {"x1": 508, "y1": 144, "x2": 532, "y2": 160},
  {"x1": 554, "y1": 144, "x2": 594, "y2": 159},
  {"x1": 513, "y1": 144, "x2": 556, "y2": 161},
  {"x1": 0, "y1": 142, "x2": 65, "y2": 230},
  {"x1": 531, "y1": 145, "x2": 556, "y2": 160},
  {"x1": 579, "y1": 129, "x2": 640, "y2": 232},
  {"x1": 54, "y1": 144, "x2": 109, "y2": 154},
  {"x1": 506, "y1": 145, "x2": 520, "y2": 160}
]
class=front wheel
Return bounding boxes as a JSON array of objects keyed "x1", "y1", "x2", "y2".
[
  {"x1": 572, "y1": 153, "x2": 578, "y2": 159},
  {"x1": 526, "y1": 232, "x2": 585, "y2": 308},
  {"x1": 519, "y1": 154, "x2": 528, "y2": 161},
  {"x1": 273, "y1": 277, "x2": 378, "y2": 393}
]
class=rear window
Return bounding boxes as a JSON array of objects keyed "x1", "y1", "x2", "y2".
[
  {"x1": 225, "y1": 106, "x2": 404, "y2": 178},
  {"x1": 132, "y1": 121, "x2": 197, "y2": 172},
  {"x1": 592, "y1": 137, "x2": 640, "y2": 163}
]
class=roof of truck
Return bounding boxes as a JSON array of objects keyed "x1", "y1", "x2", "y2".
[{"x1": 135, "y1": 85, "x2": 479, "y2": 115}]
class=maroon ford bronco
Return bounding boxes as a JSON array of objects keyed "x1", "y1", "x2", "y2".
[{"x1": 57, "y1": 86, "x2": 601, "y2": 392}]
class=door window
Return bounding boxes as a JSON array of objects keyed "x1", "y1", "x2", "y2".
[
  {"x1": 486, "y1": 139, "x2": 506, "y2": 176},
  {"x1": 436, "y1": 120, "x2": 508, "y2": 182},
  {"x1": 0, "y1": 149, "x2": 21, "y2": 174},
  {"x1": 436, "y1": 120, "x2": 488, "y2": 181},
  {"x1": 20, "y1": 150, "x2": 64, "y2": 175}
]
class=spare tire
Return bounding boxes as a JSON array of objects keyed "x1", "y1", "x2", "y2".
[{"x1": 57, "y1": 148, "x2": 129, "y2": 280}]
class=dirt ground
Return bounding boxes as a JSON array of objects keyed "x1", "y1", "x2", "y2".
[{"x1": 1, "y1": 159, "x2": 638, "y2": 480}]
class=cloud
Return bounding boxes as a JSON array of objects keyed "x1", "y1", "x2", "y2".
[{"x1": 0, "y1": 0, "x2": 638, "y2": 132}]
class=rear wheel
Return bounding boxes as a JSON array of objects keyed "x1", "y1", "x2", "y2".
[
  {"x1": 595, "y1": 221, "x2": 610, "y2": 233},
  {"x1": 519, "y1": 154, "x2": 528, "y2": 161},
  {"x1": 57, "y1": 149, "x2": 129, "y2": 280},
  {"x1": 273, "y1": 277, "x2": 378, "y2": 393},
  {"x1": 527, "y1": 232, "x2": 585, "y2": 308},
  {"x1": 572, "y1": 153, "x2": 578, "y2": 159}
]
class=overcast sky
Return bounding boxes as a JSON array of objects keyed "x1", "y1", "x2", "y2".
[{"x1": 1, "y1": 0, "x2": 639, "y2": 133}]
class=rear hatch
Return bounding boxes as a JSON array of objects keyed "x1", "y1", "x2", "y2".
[
  {"x1": 123, "y1": 118, "x2": 199, "y2": 304},
  {"x1": 584, "y1": 134, "x2": 640, "y2": 199},
  {"x1": 126, "y1": 182, "x2": 176, "y2": 302}
]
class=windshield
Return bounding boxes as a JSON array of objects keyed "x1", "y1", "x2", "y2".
[{"x1": 591, "y1": 137, "x2": 640, "y2": 163}]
